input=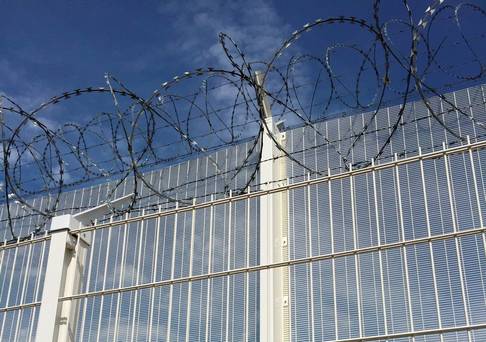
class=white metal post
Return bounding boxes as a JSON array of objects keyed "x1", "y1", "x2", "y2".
[
  {"x1": 35, "y1": 194, "x2": 133, "y2": 342},
  {"x1": 255, "y1": 71, "x2": 289, "y2": 342},
  {"x1": 35, "y1": 215, "x2": 83, "y2": 342}
]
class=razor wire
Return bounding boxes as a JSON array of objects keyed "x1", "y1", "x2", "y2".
[{"x1": 1, "y1": 0, "x2": 486, "y2": 240}]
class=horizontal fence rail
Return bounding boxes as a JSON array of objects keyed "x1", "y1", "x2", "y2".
[
  {"x1": 334, "y1": 322, "x2": 486, "y2": 342},
  {"x1": 0, "y1": 233, "x2": 51, "y2": 252},
  {"x1": 0, "y1": 302, "x2": 41, "y2": 314}
]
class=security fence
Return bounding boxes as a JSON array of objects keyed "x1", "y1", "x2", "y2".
[
  {"x1": 1, "y1": 82, "x2": 486, "y2": 341},
  {"x1": 1, "y1": 2, "x2": 486, "y2": 340}
]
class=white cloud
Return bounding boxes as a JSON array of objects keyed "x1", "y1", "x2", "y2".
[
  {"x1": 52, "y1": 164, "x2": 72, "y2": 184},
  {"x1": 157, "y1": 0, "x2": 290, "y2": 69},
  {"x1": 0, "y1": 60, "x2": 52, "y2": 112}
]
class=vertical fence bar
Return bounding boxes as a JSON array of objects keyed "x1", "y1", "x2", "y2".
[
  {"x1": 225, "y1": 191, "x2": 233, "y2": 342},
  {"x1": 185, "y1": 198, "x2": 197, "y2": 342},
  {"x1": 349, "y1": 165, "x2": 363, "y2": 339},
  {"x1": 418, "y1": 147, "x2": 444, "y2": 342},
  {"x1": 78, "y1": 227, "x2": 96, "y2": 342},
  {"x1": 0, "y1": 237, "x2": 18, "y2": 339},
  {"x1": 245, "y1": 188, "x2": 251, "y2": 341},
  {"x1": 306, "y1": 173, "x2": 315, "y2": 340},
  {"x1": 443, "y1": 142, "x2": 473, "y2": 342},
  {"x1": 13, "y1": 237, "x2": 33, "y2": 341},
  {"x1": 130, "y1": 210, "x2": 145, "y2": 342},
  {"x1": 95, "y1": 217, "x2": 113, "y2": 342},
  {"x1": 147, "y1": 205, "x2": 161, "y2": 341},
  {"x1": 113, "y1": 214, "x2": 128, "y2": 342},
  {"x1": 166, "y1": 202, "x2": 179, "y2": 341},
  {"x1": 394, "y1": 154, "x2": 414, "y2": 337},
  {"x1": 329, "y1": 167, "x2": 339, "y2": 340},
  {"x1": 28, "y1": 233, "x2": 48, "y2": 341},
  {"x1": 205, "y1": 194, "x2": 214, "y2": 341},
  {"x1": 372, "y1": 158, "x2": 388, "y2": 337}
]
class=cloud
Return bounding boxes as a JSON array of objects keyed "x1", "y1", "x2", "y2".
[
  {"x1": 157, "y1": 0, "x2": 290, "y2": 68},
  {"x1": 0, "y1": 59, "x2": 52, "y2": 112},
  {"x1": 51, "y1": 164, "x2": 72, "y2": 184},
  {"x1": 155, "y1": 0, "x2": 329, "y2": 130}
]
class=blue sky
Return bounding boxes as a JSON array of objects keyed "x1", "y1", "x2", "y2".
[
  {"x1": 1, "y1": 0, "x2": 292, "y2": 104},
  {"x1": 1, "y1": 0, "x2": 485, "y2": 203},
  {"x1": 2, "y1": 0, "x2": 482, "y2": 109}
]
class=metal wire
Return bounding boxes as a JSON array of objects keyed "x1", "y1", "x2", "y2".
[{"x1": 1, "y1": 0, "x2": 485, "y2": 239}]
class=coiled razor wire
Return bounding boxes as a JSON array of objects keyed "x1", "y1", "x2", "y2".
[{"x1": 1, "y1": 0, "x2": 485, "y2": 239}]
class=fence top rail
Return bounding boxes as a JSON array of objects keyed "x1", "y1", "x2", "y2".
[
  {"x1": 69, "y1": 138, "x2": 486, "y2": 235},
  {"x1": 0, "y1": 301, "x2": 41, "y2": 314},
  {"x1": 0, "y1": 231, "x2": 50, "y2": 252},
  {"x1": 328, "y1": 322, "x2": 486, "y2": 342}
]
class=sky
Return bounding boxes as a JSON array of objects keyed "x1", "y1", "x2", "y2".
[
  {"x1": 1, "y1": 0, "x2": 483, "y2": 110},
  {"x1": 1, "y1": 0, "x2": 485, "y2": 201}
]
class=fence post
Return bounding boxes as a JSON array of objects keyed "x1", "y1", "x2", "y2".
[
  {"x1": 255, "y1": 71, "x2": 290, "y2": 342},
  {"x1": 35, "y1": 193, "x2": 133, "y2": 342},
  {"x1": 35, "y1": 214, "x2": 86, "y2": 342}
]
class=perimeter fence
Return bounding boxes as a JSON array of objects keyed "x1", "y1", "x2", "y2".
[{"x1": 1, "y1": 1, "x2": 486, "y2": 341}]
